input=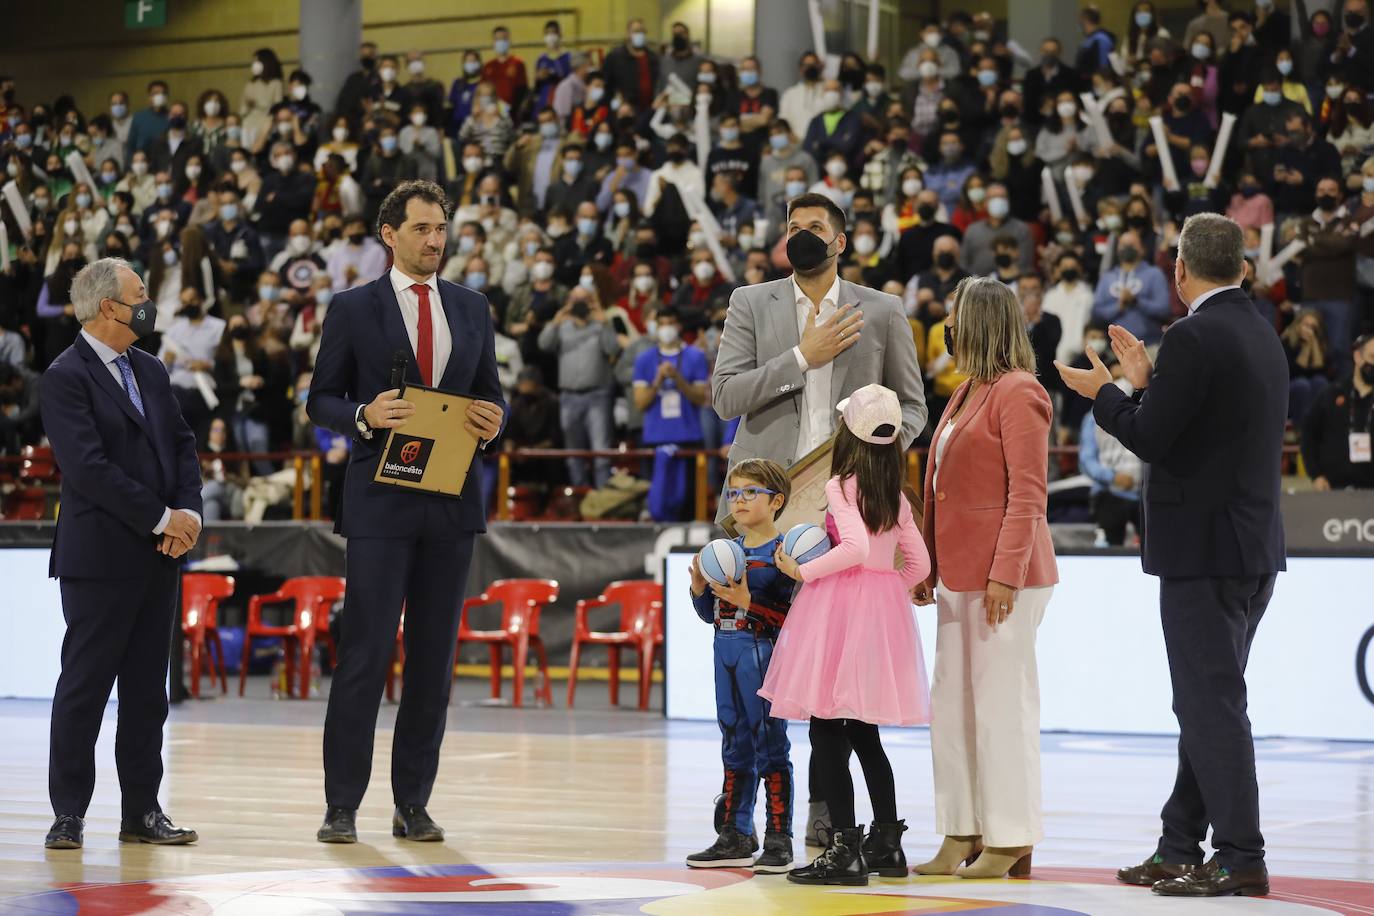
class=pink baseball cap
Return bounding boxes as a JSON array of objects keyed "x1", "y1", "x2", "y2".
[{"x1": 835, "y1": 384, "x2": 902, "y2": 445}]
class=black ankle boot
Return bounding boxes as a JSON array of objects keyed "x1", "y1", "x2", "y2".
[
  {"x1": 787, "y1": 826, "x2": 868, "y2": 886},
  {"x1": 862, "y1": 820, "x2": 908, "y2": 877}
]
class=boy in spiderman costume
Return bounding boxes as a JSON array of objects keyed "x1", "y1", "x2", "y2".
[{"x1": 686, "y1": 458, "x2": 796, "y2": 873}]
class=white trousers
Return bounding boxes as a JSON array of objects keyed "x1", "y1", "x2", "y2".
[{"x1": 929, "y1": 581, "x2": 1053, "y2": 847}]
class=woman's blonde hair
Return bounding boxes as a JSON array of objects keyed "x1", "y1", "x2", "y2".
[{"x1": 949, "y1": 276, "x2": 1037, "y2": 381}]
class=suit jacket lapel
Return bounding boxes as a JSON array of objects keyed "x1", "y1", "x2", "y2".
[
  {"x1": 829, "y1": 280, "x2": 862, "y2": 405},
  {"x1": 373, "y1": 275, "x2": 420, "y2": 384},
  {"x1": 766, "y1": 280, "x2": 800, "y2": 354},
  {"x1": 76, "y1": 336, "x2": 154, "y2": 439},
  {"x1": 941, "y1": 377, "x2": 994, "y2": 453},
  {"x1": 437, "y1": 281, "x2": 470, "y2": 391}
]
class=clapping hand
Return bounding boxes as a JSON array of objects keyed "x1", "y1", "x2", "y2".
[
  {"x1": 1109, "y1": 325, "x2": 1152, "y2": 390},
  {"x1": 1055, "y1": 344, "x2": 1113, "y2": 399}
]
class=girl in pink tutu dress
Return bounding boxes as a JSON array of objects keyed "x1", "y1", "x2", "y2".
[{"x1": 761, "y1": 383, "x2": 931, "y2": 887}]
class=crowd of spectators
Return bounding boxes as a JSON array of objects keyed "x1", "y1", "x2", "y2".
[{"x1": 1, "y1": 3, "x2": 1372, "y2": 523}]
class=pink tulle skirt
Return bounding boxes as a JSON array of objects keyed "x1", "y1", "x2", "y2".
[{"x1": 759, "y1": 565, "x2": 931, "y2": 726}]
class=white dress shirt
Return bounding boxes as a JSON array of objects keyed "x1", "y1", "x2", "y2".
[
  {"x1": 1185, "y1": 284, "x2": 1240, "y2": 315},
  {"x1": 791, "y1": 274, "x2": 841, "y2": 462},
  {"x1": 389, "y1": 266, "x2": 452, "y2": 383},
  {"x1": 79, "y1": 329, "x2": 200, "y2": 536}
]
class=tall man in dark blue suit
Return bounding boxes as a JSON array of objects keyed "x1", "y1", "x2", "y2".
[
  {"x1": 308, "y1": 179, "x2": 506, "y2": 844},
  {"x1": 39, "y1": 258, "x2": 203, "y2": 850},
  {"x1": 1059, "y1": 213, "x2": 1288, "y2": 899}
]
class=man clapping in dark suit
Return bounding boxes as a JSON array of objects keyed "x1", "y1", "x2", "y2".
[
  {"x1": 1058, "y1": 213, "x2": 1287, "y2": 899},
  {"x1": 39, "y1": 258, "x2": 203, "y2": 850}
]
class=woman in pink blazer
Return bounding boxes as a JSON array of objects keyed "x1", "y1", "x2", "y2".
[{"x1": 912, "y1": 277, "x2": 1059, "y2": 880}]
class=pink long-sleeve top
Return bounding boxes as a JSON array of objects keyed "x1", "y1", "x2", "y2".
[{"x1": 798, "y1": 475, "x2": 931, "y2": 588}]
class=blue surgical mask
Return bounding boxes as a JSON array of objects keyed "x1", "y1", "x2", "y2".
[
  {"x1": 315, "y1": 288, "x2": 333, "y2": 306},
  {"x1": 15, "y1": 134, "x2": 31, "y2": 149},
  {"x1": 1262, "y1": 90, "x2": 1282, "y2": 106},
  {"x1": 616, "y1": 156, "x2": 636, "y2": 170},
  {"x1": 111, "y1": 104, "x2": 128, "y2": 119},
  {"x1": 100, "y1": 171, "x2": 118, "y2": 185},
  {"x1": 594, "y1": 132, "x2": 612, "y2": 150},
  {"x1": 380, "y1": 135, "x2": 398, "y2": 153},
  {"x1": 75, "y1": 193, "x2": 91, "y2": 209},
  {"x1": 465, "y1": 271, "x2": 488, "y2": 289},
  {"x1": 740, "y1": 70, "x2": 759, "y2": 87},
  {"x1": 977, "y1": 69, "x2": 998, "y2": 87},
  {"x1": 1277, "y1": 59, "x2": 1293, "y2": 76},
  {"x1": 720, "y1": 127, "x2": 739, "y2": 143},
  {"x1": 464, "y1": 60, "x2": 481, "y2": 75},
  {"x1": 157, "y1": 182, "x2": 173, "y2": 198},
  {"x1": 769, "y1": 133, "x2": 789, "y2": 151},
  {"x1": 563, "y1": 158, "x2": 583, "y2": 178},
  {"x1": 577, "y1": 217, "x2": 598, "y2": 236},
  {"x1": 458, "y1": 235, "x2": 476, "y2": 253},
  {"x1": 540, "y1": 121, "x2": 559, "y2": 139},
  {"x1": 1135, "y1": 11, "x2": 1152, "y2": 27},
  {"x1": 220, "y1": 203, "x2": 239, "y2": 221},
  {"x1": 630, "y1": 31, "x2": 647, "y2": 48},
  {"x1": 785, "y1": 179, "x2": 807, "y2": 198},
  {"x1": 494, "y1": 38, "x2": 510, "y2": 55},
  {"x1": 613, "y1": 201, "x2": 631, "y2": 218},
  {"x1": 837, "y1": 190, "x2": 854, "y2": 209},
  {"x1": 524, "y1": 239, "x2": 541, "y2": 257},
  {"x1": 259, "y1": 285, "x2": 278, "y2": 302}
]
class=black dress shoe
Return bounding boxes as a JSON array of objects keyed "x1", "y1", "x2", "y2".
[
  {"x1": 393, "y1": 804, "x2": 444, "y2": 842},
  {"x1": 44, "y1": 815, "x2": 84, "y2": 849},
  {"x1": 1152, "y1": 858, "x2": 1269, "y2": 897},
  {"x1": 119, "y1": 811, "x2": 198, "y2": 845},
  {"x1": 317, "y1": 806, "x2": 357, "y2": 843},
  {"x1": 1117, "y1": 853, "x2": 1198, "y2": 886}
]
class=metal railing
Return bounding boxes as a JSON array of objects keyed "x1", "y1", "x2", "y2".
[{"x1": 2, "y1": 444, "x2": 1306, "y2": 524}]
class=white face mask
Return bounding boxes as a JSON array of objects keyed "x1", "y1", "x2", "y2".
[
  {"x1": 288, "y1": 235, "x2": 312, "y2": 254},
  {"x1": 63, "y1": 219, "x2": 79, "y2": 236},
  {"x1": 230, "y1": 159, "x2": 247, "y2": 173},
  {"x1": 186, "y1": 165, "x2": 201, "y2": 180},
  {"x1": 291, "y1": 84, "x2": 308, "y2": 101},
  {"x1": 1057, "y1": 101, "x2": 1078, "y2": 119},
  {"x1": 156, "y1": 219, "x2": 171, "y2": 238},
  {"x1": 853, "y1": 234, "x2": 877, "y2": 256},
  {"x1": 380, "y1": 67, "x2": 397, "y2": 83},
  {"x1": 821, "y1": 90, "x2": 842, "y2": 110},
  {"x1": 531, "y1": 261, "x2": 555, "y2": 281},
  {"x1": 463, "y1": 156, "x2": 484, "y2": 174},
  {"x1": 902, "y1": 178, "x2": 922, "y2": 198},
  {"x1": 152, "y1": 92, "x2": 168, "y2": 108},
  {"x1": 333, "y1": 127, "x2": 349, "y2": 143},
  {"x1": 632, "y1": 275, "x2": 655, "y2": 294},
  {"x1": 251, "y1": 60, "x2": 264, "y2": 76},
  {"x1": 693, "y1": 260, "x2": 716, "y2": 282},
  {"x1": 737, "y1": 232, "x2": 754, "y2": 250},
  {"x1": 1007, "y1": 138, "x2": 1028, "y2": 156},
  {"x1": 824, "y1": 159, "x2": 847, "y2": 178},
  {"x1": 410, "y1": 112, "x2": 427, "y2": 127},
  {"x1": 578, "y1": 274, "x2": 597, "y2": 291},
  {"x1": 131, "y1": 161, "x2": 149, "y2": 177},
  {"x1": 408, "y1": 59, "x2": 425, "y2": 76},
  {"x1": 204, "y1": 99, "x2": 221, "y2": 117},
  {"x1": 656, "y1": 324, "x2": 680, "y2": 346},
  {"x1": 918, "y1": 61, "x2": 939, "y2": 80}
]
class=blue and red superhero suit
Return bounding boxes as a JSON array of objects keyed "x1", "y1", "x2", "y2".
[{"x1": 691, "y1": 534, "x2": 794, "y2": 838}]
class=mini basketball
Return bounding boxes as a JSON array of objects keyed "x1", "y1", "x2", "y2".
[
  {"x1": 699, "y1": 538, "x2": 746, "y2": 586},
  {"x1": 782, "y1": 523, "x2": 831, "y2": 566}
]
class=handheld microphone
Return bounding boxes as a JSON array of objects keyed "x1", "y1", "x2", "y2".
[{"x1": 390, "y1": 350, "x2": 408, "y2": 389}]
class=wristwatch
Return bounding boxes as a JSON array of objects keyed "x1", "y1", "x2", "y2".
[{"x1": 354, "y1": 404, "x2": 374, "y2": 440}]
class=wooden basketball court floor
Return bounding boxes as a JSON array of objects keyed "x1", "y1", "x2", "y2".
[{"x1": 2, "y1": 677, "x2": 1374, "y2": 914}]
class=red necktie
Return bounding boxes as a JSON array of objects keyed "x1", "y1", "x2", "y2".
[{"x1": 411, "y1": 283, "x2": 433, "y2": 386}]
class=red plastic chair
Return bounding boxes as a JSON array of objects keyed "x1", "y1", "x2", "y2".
[
  {"x1": 456, "y1": 579, "x2": 559, "y2": 707},
  {"x1": 567, "y1": 581, "x2": 664, "y2": 710},
  {"x1": 18, "y1": 445, "x2": 57, "y2": 482},
  {"x1": 239, "y1": 577, "x2": 346, "y2": 699},
  {"x1": 181, "y1": 573, "x2": 234, "y2": 699}
]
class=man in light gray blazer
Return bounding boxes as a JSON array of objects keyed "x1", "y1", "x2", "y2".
[
  {"x1": 709, "y1": 192, "x2": 927, "y2": 850},
  {"x1": 712, "y1": 192, "x2": 927, "y2": 525}
]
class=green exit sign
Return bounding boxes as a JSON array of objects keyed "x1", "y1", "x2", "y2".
[{"x1": 125, "y1": 0, "x2": 167, "y2": 29}]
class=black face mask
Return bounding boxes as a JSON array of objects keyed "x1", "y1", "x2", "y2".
[
  {"x1": 361, "y1": 56, "x2": 376, "y2": 70},
  {"x1": 935, "y1": 251, "x2": 956, "y2": 270},
  {"x1": 917, "y1": 203, "x2": 937, "y2": 222},
  {"x1": 994, "y1": 252, "x2": 1014, "y2": 269},
  {"x1": 347, "y1": 232, "x2": 366, "y2": 245},
  {"x1": 940, "y1": 110, "x2": 960, "y2": 125},
  {"x1": 636, "y1": 241, "x2": 657, "y2": 258},
  {"x1": 1360, "y1": 364, "x2": 1374, "y2": 385},
  {"x1": 1060, "y1": 267, "x2": 1080, "y2": 283},
  {"x1": 1316, "y1": 195, "x2": 1340, "y2": 212},
  {"x1": 672, "y1": 35, "x2": 688, "y2": 52},
  {"x1": 110, "y1": 298, "x2": 156, "y2": 339},
  {"x1": 1118, "y1": 245, "x2": 1140, "y2": 263},
  {"x1": 944, "y1": 323, "x2": 956, "y2": 360},
  {"x1": 1172, "y1": 96, "x2": 1192, "y2": 114},
  {"x1": 179, "y1": 304, "x2": 202, "y2": 319},
  {"x1": 1127, "y1": 215, "x2": 1149, "y2": 229},
  {"x1": 786, "y1": 229, "x2": 836, "y2": 273},
  {"x1": 803, "y1": 65, "x2": 821, "y2": 82},
  {"x1": 570, "y1": 301, "x2": 590, "y2": 320},
  {"x1": 1347, "y1": 11, "x2": 1366, "y2": 29},
  {"x1": 667, "y1": 149, "x2": 686, "y2": 163},
  {"x1": 231, "y1": 325, "x2": 252, "y2": 340},
  {"x1": 999, "y1": 104, "x2": 1021, "y2": 120}
]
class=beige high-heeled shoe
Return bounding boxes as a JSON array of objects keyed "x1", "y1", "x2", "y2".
[
  {"x1": 913, "y1": 835, "x2": 984, "y2": 875},
  {"x1": 957, "y1": 846, "x2": 1033, "y2": 879}
]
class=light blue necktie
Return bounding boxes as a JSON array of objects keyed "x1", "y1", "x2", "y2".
[{"x1": 114, "y1": 354, "x2": 146, "y2": 417}]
